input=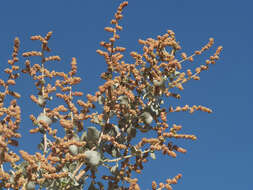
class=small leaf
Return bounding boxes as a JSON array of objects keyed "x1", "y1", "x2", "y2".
[
  {"x1": 140, "y1": 111, "x2": 153, "y2": 125},
  {"x1": 98, "y1": 95, "x2": 105, "y2": 105},
  {"x1": 87, "y1": 127, "x2": 100, "y2": 143},
  {"x1": 110, "y1": 163, "x2": 119, "y2": 175},
  {"x1": 150, "y1": 152, "x2": 156, "y2": 160}
]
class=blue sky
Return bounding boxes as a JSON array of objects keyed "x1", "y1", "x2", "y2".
[{"x1": 0, "y1": 0, "x2": 252, "y2": 189}]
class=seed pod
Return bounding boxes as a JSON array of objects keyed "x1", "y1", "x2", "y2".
[{"x1": 84, "y1": 150, "x2": 101, "y2": 167}]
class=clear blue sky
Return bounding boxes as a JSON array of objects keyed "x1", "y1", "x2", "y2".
[{"x1": 0, "y1": 0, "x2": 252, "y2": 189}]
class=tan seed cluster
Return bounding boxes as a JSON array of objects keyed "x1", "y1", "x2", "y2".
[{"x1": 0, "y1": 1, "x2": 222, "y2": 189}]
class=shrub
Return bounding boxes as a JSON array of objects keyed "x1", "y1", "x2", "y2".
[{"x1": 0, "y1": 1, "x2": 222, "y2": 189}]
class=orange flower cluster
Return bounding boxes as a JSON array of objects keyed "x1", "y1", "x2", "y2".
[
  {"x1": 22, "y1": 51, "x2": 42, "y2": 57},
  {"x1": 170, "y1": 104, "x2": 212, "y2": 114},
  {"x1": 163, "y1": 132, "x2": 197, "y2": 140},
  {"x1": 128, "y1": 178, "x2": 141, "y2": 190},
  {"x1": 0, "y1": 38, "x2": 23, "y2": 184},
  {"x1": 44, "y1": 55, "x2": 61, "y2": 62},
  {"x1": 92, "y1": 3, "x2": 221, "y2": 186},
  {"x1": 43, "y1": 172, "x2": 68, "y2": 179},
  {"x1": 19, "y1": 150, "x2": 38, "y2": 170},
  {"x1": 152, "y1": 173, "x2": 182, "y2": 190}
]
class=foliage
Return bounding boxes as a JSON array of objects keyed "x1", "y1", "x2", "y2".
[{"x1": 0, "y1": 1, "x2": 222, "y2": 189}]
